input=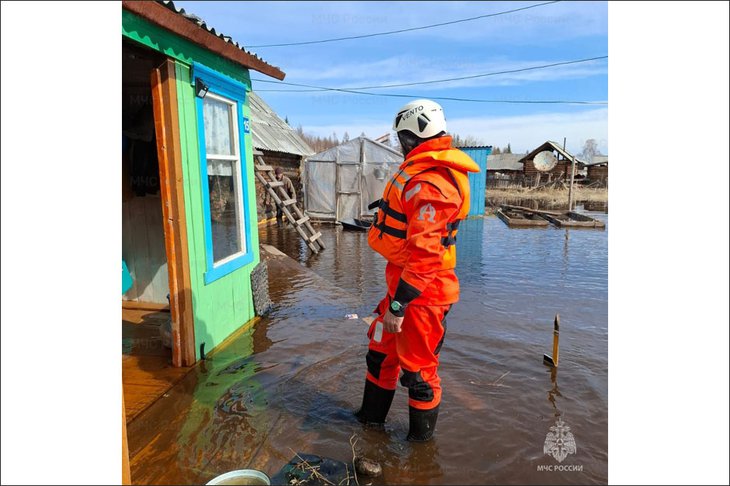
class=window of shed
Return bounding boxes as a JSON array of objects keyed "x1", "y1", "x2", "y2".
[{"x1": 202, "y1": 93, "x2": 246, "y2": 265}]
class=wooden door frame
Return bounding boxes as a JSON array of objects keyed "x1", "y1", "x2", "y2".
[
  {"x1": 122, "y1": 392, "x2": 131, "y2": 484},
  {"x1": 150, "y1": 59, "x2": 196, "y2": 367}
]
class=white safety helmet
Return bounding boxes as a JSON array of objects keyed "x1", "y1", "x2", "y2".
[{"x1": 393, "y1": 99, "x2": 447, "y2": 139}]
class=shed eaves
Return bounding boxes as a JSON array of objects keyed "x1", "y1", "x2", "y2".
[
  {"x1": 584, "y1": 155, "x2": 608, "y2": 166},
  {"x1": 519, "y1": 141, "x2": 588, "y2": 166},
  {"x1": 249, "y1": 92, "x2": 314, "y2": 156},
  {"x1": 487, "y1": 153, "x2": 524, "y2": 171},
  {"x1": 124, "y1": 1, "x2": 285, "y2": 79}
]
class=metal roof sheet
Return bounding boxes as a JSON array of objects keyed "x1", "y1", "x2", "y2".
[
  {"x1": 136, "y1": 1, "x2": 284, "y2": 79},
  {"x1": 487, "y1": 153, "x2": 524, "y2": 171},
  {"x1": 248, "y1": 92, "x2": 314, "y2": 156},
  {"x1": 584, "y1": 155, "x2": 608, "y2": 166}
]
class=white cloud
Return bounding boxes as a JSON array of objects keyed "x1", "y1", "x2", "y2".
[
  {"x1": 299, "y1": 120, "x2": 393, "y2": 142},
  {"x1": 447, "y1": 108, "x2": 608, "y2": 154},
  {"x1": 226, "y1": 1, "x2": 607, "y2": 45},
  {"x1": 278, "y1": 56, "x2": 607, "y2": 91}
]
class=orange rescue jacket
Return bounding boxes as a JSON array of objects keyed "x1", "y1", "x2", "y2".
[{"x1": 368, "y1": 136, "x2": 480, "y2": 305}]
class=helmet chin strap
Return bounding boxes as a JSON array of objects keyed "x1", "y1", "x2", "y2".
[{"x1": 398, "y1": 130, "x2": 446, "y2": 155}]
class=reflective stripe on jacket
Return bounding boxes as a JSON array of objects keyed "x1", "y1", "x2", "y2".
[{"x1": 367, "y1": 136, "x2": 480, "y2": 304}]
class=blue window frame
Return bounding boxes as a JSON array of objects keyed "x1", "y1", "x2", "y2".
[{"x1": 193, "y1": 63, "x2": 253, "y2": 284}]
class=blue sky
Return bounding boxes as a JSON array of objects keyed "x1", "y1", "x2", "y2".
[{"x1": 179, "y1": 1, "x2": 608, "y2": 154}]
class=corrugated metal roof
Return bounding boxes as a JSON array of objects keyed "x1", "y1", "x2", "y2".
[
  {"x1": 248, "y1": 92, "x2": 314, "y2": 156},
  {"x1": 584, "y1": 155, "x2": 608, "y2": 166},
  {"x1": 155, "y1": 1, "x2": 282, "y2": 78},
  {"x1": 487, "y1": 153, "x2": 524, "y2": 171}
]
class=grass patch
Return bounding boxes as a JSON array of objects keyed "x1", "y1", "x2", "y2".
[{"x1": 487, "y1": 186, "x2": 608, "y2": 203}]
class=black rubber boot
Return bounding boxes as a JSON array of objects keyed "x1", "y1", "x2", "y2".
[
  {"x1": 406, "y1": 405, "x2": 439, "y2": 442},
  {"x1": 355, "y1": 380, "x2": 396, "y2": 425}
]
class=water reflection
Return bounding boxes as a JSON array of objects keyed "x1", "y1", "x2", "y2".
[
  {"x1": 258, "y1": 215, "x2": 607, "y2": 484},
  {"x1": 547, "y1": 367, "x2": 562, "y2": 417},
  {"x1": 173, "y1": 326, "x2": 270, "y2": 478},
  {"x1": 131, "y1": 216, "x2": 607, "y2": 484}
]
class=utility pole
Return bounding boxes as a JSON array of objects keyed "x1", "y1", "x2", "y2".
[
  {"x1": 564, "y1": 137, "x2": 576, "y2": 211},
  {"x1": 568, "y1": 153, "x2": 576, "y2": 211}
]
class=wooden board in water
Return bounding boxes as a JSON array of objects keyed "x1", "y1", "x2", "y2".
[
  {"x1": 540, "y1": 211, "x2": 606, "y2": 228},
  {"x1": 496, "y1": 208, "x2": 549, "y2": 227},
  {"x1": 339, "y1": 218, "x2": 370, "y2": 232}
]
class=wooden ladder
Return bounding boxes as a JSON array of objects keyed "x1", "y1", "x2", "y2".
[{"x1": 254, "y1": 151, "x2": 325, "y2": 254}]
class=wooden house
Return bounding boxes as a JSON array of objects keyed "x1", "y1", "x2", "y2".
[
  {"x1": 483, "y1": 153, "x2": 524, "y2": 187},
  {"x1": 122, "y1": 0, "x2": 285, "y2": 367},
  {"x1": 248, "y1": 92, "x2": 314, "y2": 219},
  {"x1": 520, "y1": 141, "x2": 587, "y2": 186},
  {"x1": 586, "y1": 156, "x2": 608, "y2": 186}
]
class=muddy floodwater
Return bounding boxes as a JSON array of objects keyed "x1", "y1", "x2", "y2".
[{"x1": 129, "y1": 207, "x2": 607, "y2": 485}]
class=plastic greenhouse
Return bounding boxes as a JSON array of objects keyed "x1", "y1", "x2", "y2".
[{"x1": 303, "y1": 137, "x2": 404, "y2": 222}]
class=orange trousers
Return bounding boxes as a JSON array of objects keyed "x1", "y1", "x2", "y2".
[{"x1": 365, "y1": 295, "x2": 451, "y2": 410}]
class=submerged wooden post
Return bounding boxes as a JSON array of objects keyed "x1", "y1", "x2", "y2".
[
  {"x1": 543, "y1": 314, "x2": 560, "y2": 368},
  {"x1": 552, "y1": 314, "x2": 560, "y2": 366}
]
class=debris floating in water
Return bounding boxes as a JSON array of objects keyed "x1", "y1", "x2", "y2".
[
  {"x1": 354, "y1": 456, "x2": 382, "y2": 477},
  {"x1": 345, "y1": 314, "x2": 359, "y2": 320}
]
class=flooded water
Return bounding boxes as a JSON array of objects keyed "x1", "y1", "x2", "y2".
[
  {"x1": 129, "y1": 210, "x2": 607, "y2": 485},
  {"x1": 258, "y1": 212, "x2": 608, "y2": 484}
]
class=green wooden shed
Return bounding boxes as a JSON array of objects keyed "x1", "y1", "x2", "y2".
[{"x1": 122, "y1": 0, "x2": 285, "y2": 367}]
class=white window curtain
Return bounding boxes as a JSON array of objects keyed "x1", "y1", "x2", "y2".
[
  {"x1": 207, "y1": 159, "x2": 234, "y2": 177},
  {"x1": 203, "y1": 97, "x2": 233, "y2": 156}
]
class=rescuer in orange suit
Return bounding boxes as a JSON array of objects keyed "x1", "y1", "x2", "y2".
[{"x1": 355, "y1": 99, "x2": 480, "y2": 441}]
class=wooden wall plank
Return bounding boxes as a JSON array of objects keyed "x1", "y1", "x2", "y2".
[
  {"x1": 122, "y1": 201, "x2": 139, "y2": 301},
  {"x1": 132, "y1": 198, "x2": 152, "y2": 300},
  {"x1": 163, "y1": 61, "x2": 196, "y2": 367},
  {"x1": 152, "y1": 60, "x2": 196, "y2": 366},
  {"x1": 144, "y1": 195, "x2": 169, "y2": 303},
  {"x1": 122, "y1": 196, "x2": 169, "y2": 304}
]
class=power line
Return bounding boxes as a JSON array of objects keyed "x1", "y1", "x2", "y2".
[
  {"x1": 252, "y1": 56, "x2": 607, "y2": 92},
  {"x1": 248, "y1": 1, "x2": 561, "y2": 48},
  {"x1": 250, "y1": 55, "x2": 608, "y2": 104},
  {"x1": 254, "y1": 83, "x2": 606, "y2": 105}
]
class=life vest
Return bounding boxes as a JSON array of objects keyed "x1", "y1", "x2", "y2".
[{"x1": 367, "y1": 147, "x2": 479, "y2": 269}]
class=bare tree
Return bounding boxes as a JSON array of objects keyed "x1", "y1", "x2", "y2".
[
  {"x1": 581, "y1": 138, "x2": 599, "y2": 163},
  {"x1": 451, "y1": 132, "x2": 486, "y2": 147}
]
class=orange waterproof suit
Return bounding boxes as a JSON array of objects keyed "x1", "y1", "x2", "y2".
[{"x1": 365, "y1": 136, "x2": 480, "y2": 410}]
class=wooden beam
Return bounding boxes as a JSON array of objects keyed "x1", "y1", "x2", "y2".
[
  {"x1": 122, "y1": 393, "x2": 131, "y2": 485},
  {"x1": 151, "y1": 60, "x2": 196, "y2": 367},
  {"x1": 122, "y1": 301, "x2": 170, "y2": 312},
  {"x1": 122, "y1": 1, "x2": 285, "y2": 80}
]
